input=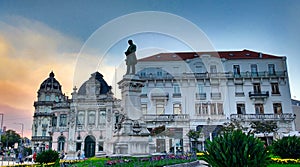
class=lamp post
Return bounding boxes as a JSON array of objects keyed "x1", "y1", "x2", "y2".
[{"x1": 0, "y1": 113, "x2": 3, "y2": 150}]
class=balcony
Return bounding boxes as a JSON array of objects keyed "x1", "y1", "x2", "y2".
[
  {"x1": 232, "y1": 71, "x2": 286, "y2": 78},
  {"x1": 172, "y1": 93, "x2": 181, "y2": 98},
  {"x1": 211, "y1": 93, "x2": 221, "y2": 100},
  {"x1": 151, "y1": 92, "x2": 169, "y2": 100},
  {"x1": 34, "y1": 101, "x2": 54, "y2": 106},
  {"x1": 140, "y1": 93, "x2": 148, "y2": 98},
  {"x1": 196, "y1": 93, "x2": 206, "y2": 100},
  {"x1": 52, "y1": 102, "x2": 70, "y2": 109},
  {"x1": 34, "y1": 112, "x2": 54, "y2": 117},
  {"x1": 235, "y1": 92, "x2": 245, "y2": 97},
  {"x1": 144, "y1": 114, "x2": 189, "y2": 122},
  {"x1": 31, "y1": 136, "x2": 51, "y2": 141},
  {"x1": 249, "y1": 91, "x2": 269, "y2": 99},
  {"x1": 230, "y1": 113, "x2": 295, "y2": 121}
]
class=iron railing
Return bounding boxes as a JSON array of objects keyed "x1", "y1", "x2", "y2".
[
  {"x1": 144, "y1": 114, "x2": 189, "y2": 122},
  {"x1": 230, "y1": 113, "x2": 295, "y2": 121}
]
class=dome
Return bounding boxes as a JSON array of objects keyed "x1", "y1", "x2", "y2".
[
  {"x1": 78, "y1": 72, "x2": 112, "y2": 95},
  {"x1": 39, "y1": 71, "x2": 62, "y2": 92}
]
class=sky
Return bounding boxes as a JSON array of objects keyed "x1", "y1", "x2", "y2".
[{"x1": 0, "y1": 0, "x2": 300, "y2": 137}]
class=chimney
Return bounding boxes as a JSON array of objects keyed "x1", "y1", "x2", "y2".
[{"x1": 259, "y1": 52, "x2": 263, "y2": 58}]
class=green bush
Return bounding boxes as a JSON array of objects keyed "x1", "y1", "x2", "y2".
[
  {"x1": 36, "y1": 149, "x2": 59, "y2": 164},
  {"x1": 272, "y1": 136, "x2": 300, "y2": 159},
  {"x1": 203, "y1": 130, "x2": 270, "y2": 167}
]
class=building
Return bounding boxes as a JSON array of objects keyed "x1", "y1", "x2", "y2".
[
  {"x1": 136, "y1": 49, "x2": 295, "y2": 150},
  {"x1": 292, "y1": 99, "x2": 300, "y2": 132},
  {"x1": 31, "y1": 49, "x2": 295, "y2": 156},
  {"x1": 32, "y1": 72, "x2": 121, "y2": 157}
]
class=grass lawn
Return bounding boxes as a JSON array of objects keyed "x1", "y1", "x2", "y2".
[{"x1": 268, "y1": 164, "x2": 300, "y2": 167}]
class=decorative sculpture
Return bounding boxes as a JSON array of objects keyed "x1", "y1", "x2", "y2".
[{"x1": 125, "y1": 40, "x2": 137, "y2": 75}]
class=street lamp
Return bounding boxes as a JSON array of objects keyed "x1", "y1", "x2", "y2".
[{"x1": 0, "y1": 113, "x2": 3, "y2": 150}]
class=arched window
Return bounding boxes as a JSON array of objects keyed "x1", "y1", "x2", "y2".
[{"x1": 57, "y1": 136, "x2": 65, "y2": 151}]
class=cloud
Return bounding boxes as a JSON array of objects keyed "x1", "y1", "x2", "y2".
[
  {"x1": 0, "y1": 16, "x2": 83, "y2": 137},
  {"x1": 0, "y1": 104, "x2": 32, "y2": 137}
]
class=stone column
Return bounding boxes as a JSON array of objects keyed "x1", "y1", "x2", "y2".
[{"x1": 118, "y1": 75, "x2": 145, "y2": 120}]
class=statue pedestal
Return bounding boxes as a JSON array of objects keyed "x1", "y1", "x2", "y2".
[
  {"x1": 113, "y1": 75, "x2": 155, "y2": 155},
  {"x1": 118, "y1": 74, "x2": 144, "y2": 120}
]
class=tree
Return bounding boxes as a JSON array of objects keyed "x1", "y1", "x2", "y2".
[
  {"x1": 1, "y1": 129, "x2": 21, "y2": 148},
  {"x1": 36, "y1": 149, "x2": 59, "y2": 164},
  {"x1": 221, "y1": 120, "x2": 246, "y2": 133},
  {"x1": 186, "y1": 129, "x2": 201, "y2": 152},
  {"x1": 203, "y1": 130, "x2": 270, "y2": 167},
  {"x1": 250, "y1": 121, "x2": 278, "y2": 145},
  {"x1": 272, "y1": 136, "x2": 300, "y2": 159}
]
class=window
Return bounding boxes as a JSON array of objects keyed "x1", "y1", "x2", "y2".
[
  {"x1": 235, "y1": 84, "x2": 244, "y2": 96},
  {"x1": 233, "y1": 65, "x2": 240, "y2": 75},
  {"x1": 195, "y1": 103, "x2": 209, "y2": 115},
  {"x1": 197, "y1": 84, "x2": 204, "y2": 93},
  {"x1": 255, "y1": 104, "x2": 264, "y2": 114},
  {"x1": 57, "y1": 136, "x2": 65, "y2": 152},
  {"x1": 59, "y1": 114, "x2": 67, "y2": 127},
  {"x1": 45, "y1": 95, "x2": 50, "y2": 101},
  {"x1": 217, "y1": 103, "x2": 223, "y2": 115},
  {"x1": 173, "y1": 83, "x2": 181, "y2": 94},
  {"x1": 237, "y1": 104, "x2": 246, "y2": 114},
  {"x1": 251, "y1": 64, "x2": 258, "y2": 76},
  {"x1": 210, "y1": 103, "x2": 216, "y2": 115},
  {"x1": 195, "y1": 104, "x2": 201, "y2": 115},
  {"x1": 273, "y1": 103, "x2": 282, "y2": 114},
  {"x1": 98, "y1": 142, "x2": 104, "y2": 151},
  {"x1": 195, "y1": 65, "x2": 203, "y2": 73},
  {"x1": 156, "y1": 104, "x2": 164, "y2": 115},
  {"x1": 253, "y1": 83, "x2": 261, "y2": 93},
  {"x1": 40, "y1": 143, "x2": 45, "y2": 152},
  {"x1": 98, "y1": 109, "x2": 106, "y2": 125},
  {"x1": 42, "y1": 129, "x2": 46, "y2": 136},
  {"x1": 55, "y1": 96, "x2": 59, "y2": 102},
  {"x1": 52, "y1": 117, "x2": 57, "y2": 127},
  {"x1": 140, "y1": 72, "x2": 146, "y2": 77},
  {"x1": 173, "y1": 104, "x2": 182, "y2": 114},
  {"x1": 271, "y1": 83, "x2": 280, "y2": 95},
  {"x1": 210, "y1": 65, "x2": 217, "y2": 73},
  {"x1": 34, "y1": 127, "x2": 37, "y2": 136},
  {"x1": 88, "y1": 111, "x2": 96, "y2": 125},
  {"x1": 77, "y1": 112, "x2": 85, "y2": 125},
  {"x1": 201, "y1": 104, "x2": 208, "y2": 115},
  {"x1": 45, "y1": 107, "x2": 51, "y2": 113},
  {"x1": 141, "y1": 104, "x2": 147, "y2": 114},
  {"x1": 157, "y1": 71, "x2": 162, "y2": 77},
  {"x1": 268, "y1": 64, "x2": 275, "y2": 75}
]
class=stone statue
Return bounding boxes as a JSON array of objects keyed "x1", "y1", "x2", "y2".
[{"x1": 125, "y1": 40, "x2": 137, "y2": 75}]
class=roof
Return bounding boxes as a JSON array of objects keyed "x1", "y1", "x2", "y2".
[
  {"x1": 39, "y1": 71, "x2": 62, "y2": 92},
  {"x1": 138, "y1": 49, "x2": 283, "y2": 62},
  {"x1": 78, "y1": 72, "x2": 112, "y2": 95}
]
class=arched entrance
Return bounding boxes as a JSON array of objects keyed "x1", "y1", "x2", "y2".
[{"x1": 84, "y1": 135, "x2": 96, "y2": 157}]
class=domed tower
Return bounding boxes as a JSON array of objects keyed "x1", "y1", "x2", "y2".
[{"x1": 32, "y1": 71, "x2": 67, "y2": 152}]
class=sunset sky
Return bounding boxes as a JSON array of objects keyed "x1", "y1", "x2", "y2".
[{"x1": 1, "y1": 0, "x2": 300, "y2": 137}]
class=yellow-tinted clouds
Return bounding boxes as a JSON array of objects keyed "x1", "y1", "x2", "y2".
[{"x1": 0, "y1": 16, "x2": 82, "y2": 137}]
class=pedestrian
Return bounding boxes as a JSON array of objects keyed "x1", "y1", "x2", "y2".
[
  {"x1": 77, "y1": 150, "x2": 81, "y2": 160},
  {"x1": 60, "y1": 150, "x2": 65, "y2": 159},
  {"x1": 33, "y1": 151, "x2": 37, "y2": 162},
  {"x1": 81, "y1": 150, "x2": 85, "y2": 159},
  {"x1": 18, "y1": 152, "x2": 23, "y2": 164}
]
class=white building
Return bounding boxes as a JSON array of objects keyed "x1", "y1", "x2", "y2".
[
  {"x1": 31, "y1": 49, "x2": 295, "y2": 156},
  {"x1": 136, "y1": 49, "x2": 295, "y2": 151}
]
